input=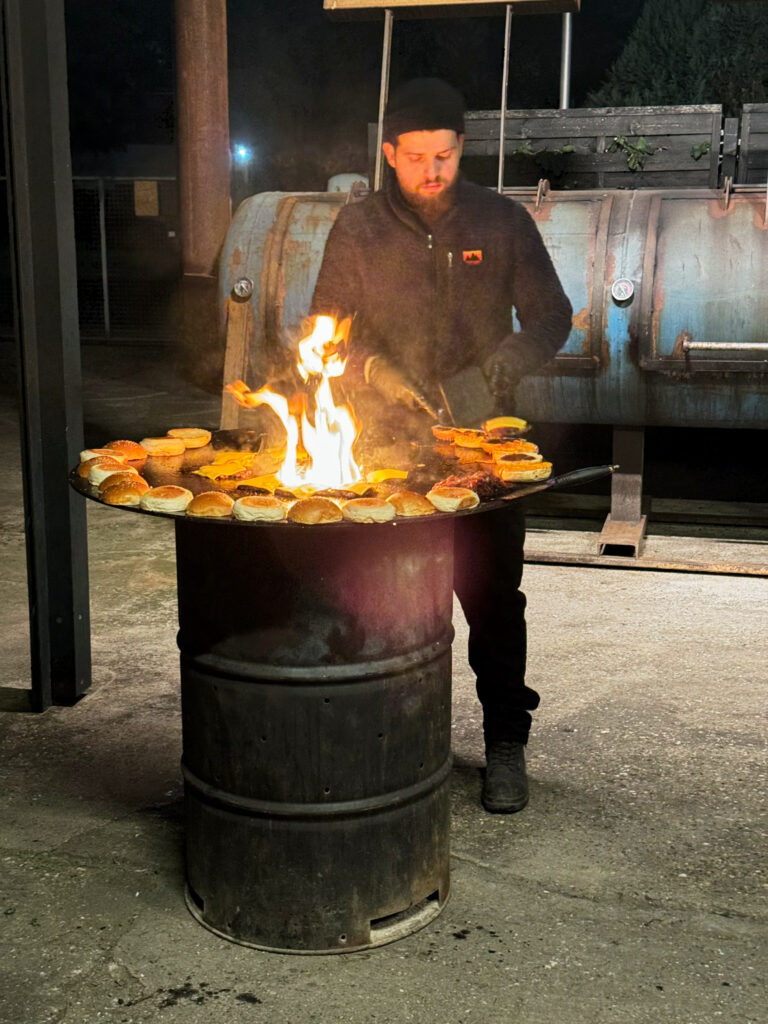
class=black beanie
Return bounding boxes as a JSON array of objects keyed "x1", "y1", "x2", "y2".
[{"x1": 383, "y1": 78, "x2": 466, "y2": 143}]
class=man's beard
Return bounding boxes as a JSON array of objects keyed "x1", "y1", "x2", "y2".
[{"x1": 401, "y1": 177, "x2": 458, "y2": 224}]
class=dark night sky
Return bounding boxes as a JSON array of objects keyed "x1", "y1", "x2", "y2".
[{"x1": 65, "y1": 0, "x2": 644, "y2": 187}]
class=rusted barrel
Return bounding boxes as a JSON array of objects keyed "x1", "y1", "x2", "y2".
[{"x1": 175, "y1": 516, "x2": 454, "y2": 953}]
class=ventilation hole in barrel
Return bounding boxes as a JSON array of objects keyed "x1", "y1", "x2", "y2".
[
  {"x1": 188, "y1": 886, "x2": 204, "y2": 913},
  {"x1": 339, "y1": 934, "x2": 348, "y2": 943},
  {"x1": 377, "y1": 732, "x2": 384, "y2": 740},
  {"x1": 419, "y1": 762, "x2": 424, "y2": 769},
  {"x1": 324, "y1": 786, "x2": 331, "y2": 794},
  {"x1": 323, "y1": 697, "x2": 331, "y2": 704},
  {"x1": 370, "y1": 890, "x2": 439, "y2": 932},
  {"x1": 260, "y1": 735, "x2": 268, "y2": 742}
]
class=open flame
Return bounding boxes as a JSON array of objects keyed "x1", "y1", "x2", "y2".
[{"x1": 225, "y1": 315, "x2": 361, "y2": 489}]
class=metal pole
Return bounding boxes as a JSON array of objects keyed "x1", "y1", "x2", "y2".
[
  {"x1": 374, "y1": 8, "x2": 394, "y2": 192},
  {"x1": 2, "y1": 0, "x2": 91, "y2": 708},
  {"x1": 175, "y1": 0, "x2": 231, "y2": 390},
  {"x1": 559, "y1": 12, "x2": 573, "y2": 110},
  {"x1": 497, "y1": 4, "x2": 512, "y2": 194},
  {"x1": 175, "y1": 0, "x2": 231, "y2": 278},
  {"x1": 97, "y1": 177, "x2": 111, "y2": 340}
]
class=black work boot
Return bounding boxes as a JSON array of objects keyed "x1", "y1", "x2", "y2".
[{"x1": 482, "y1": 740, "x2": 528, "y2": 813}]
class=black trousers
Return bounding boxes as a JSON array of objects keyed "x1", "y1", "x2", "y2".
[{"x1": 453, "y1": 504, "x2": 539, "y2": 745}]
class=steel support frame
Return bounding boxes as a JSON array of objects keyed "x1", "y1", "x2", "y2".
[
  {"x1": 598, "y1": 426, "x2": 648, "y2": 557},
  {"x1": 2, "y1": 0, "x2": 91, "y2": 708}
]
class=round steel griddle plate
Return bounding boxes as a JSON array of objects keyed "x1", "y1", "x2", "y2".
[{"x1": 69, "y1": 429, "x2": 562, "y2": 528}]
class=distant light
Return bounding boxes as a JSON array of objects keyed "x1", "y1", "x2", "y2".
[{"x1": 233, "y1": 144, "x2": 253, "y2": 164}]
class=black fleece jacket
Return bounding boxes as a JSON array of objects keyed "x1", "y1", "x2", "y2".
[{"x1": 310, "y1": 175, "x2": 572, "y2": 403}]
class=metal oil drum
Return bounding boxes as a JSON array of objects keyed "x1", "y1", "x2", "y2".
[{"x1": 175, "y1": 516, "x2": 454, "y2": 953}]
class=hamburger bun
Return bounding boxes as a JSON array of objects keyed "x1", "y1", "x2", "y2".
[
  {"x1": 186, "y1": 491, "x2": 235, "y2": 518},
  {"x1": 431, "y1": 424, "x2": 458, "y2": 442},
  {"x1": 140, "y1": 485, "x2": 194, "y2": 512},
  {"x1": 482, "y1": 438, "x2": 539, "y2": 456},
  {"x1": 140, "y1": 436, "x2": 186, "y2": 457},
  {"x1": 287, "y1": 497, "x2": 343, "y2": 525},
  {"x1": 341, "y1": 497, "x2": 396, "y2": 524},
  {"x1": 145, "y1": 452, "x2": 185, "y2": 474},
  {"x1": 100, "y1": 480, "x2": 148, "y2": 506},
  {"x1": 455, "y1": 446, "x2": 493, "y2": 464},
  {"x1": 166, "y1": 427, "x2": 212, "y2": 449},
  {"x1": 80, "y1": 447, "x2": 125, "y2": 463},
  {"x1": 87, "y1": 458, "x2": 133, "y2": 485},
  {"x1": 495, "y1": 460, "x2": 552, "y2": 483},
  {"x1": 494, "y1": 451, "x2": 543, "y2": 465},
  {"x1": 103, "y1": 439, "x2": 147, "y2": 461},
  {"x1": 97, "y1": 470, "x2": 145, "y2": 494},
  {"x1": 426, "y1": 486, "x2": 480, "y2": 512},
  {"x1": 77, "y1": 455, "x2": 124, "y2": 479},
  {"x1": 386, "y1": 490, "x2": 436, "y2": 517},
  {"x1": 232, "y1": 495, "x2": 287, "y2": 522},
  {"x1": 452, "y1": 428, "x2": 487, "y2": 449}
]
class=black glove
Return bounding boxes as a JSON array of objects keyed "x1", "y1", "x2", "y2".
[
  {"x1": 365, "y1": 355, "x2": 438, "y2": 419},
  {"x1": 483, "y1": 344, "x2": 521, "y2": 403}
]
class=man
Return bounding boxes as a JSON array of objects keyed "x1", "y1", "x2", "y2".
[{"x1": 311, "y1": 79, "x2": 572, "y2": 813}]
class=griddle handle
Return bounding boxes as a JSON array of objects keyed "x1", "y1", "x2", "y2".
[
  {"x1": 500, "y1": 464, "x2": 618, "y2": 504},
  {"x1": 546, "y1": 464, "x2": 618, "y2": 490}
]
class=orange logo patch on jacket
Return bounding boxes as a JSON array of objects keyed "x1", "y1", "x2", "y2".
[{"x1": 462, "y1": 250, "x2": 483, "y2": 265}]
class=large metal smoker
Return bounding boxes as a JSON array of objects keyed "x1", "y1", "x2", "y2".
[
  {"x1": 219, "y1": 180, "x2": 768, "y2": 560},
  {"x1": 220, "y1": 1, "x2": 768, "y2": 558}
]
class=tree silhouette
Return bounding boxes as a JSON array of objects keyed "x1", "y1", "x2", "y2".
[{"x1": 588, "y1": 0, "x2": 768, "y2": 114}]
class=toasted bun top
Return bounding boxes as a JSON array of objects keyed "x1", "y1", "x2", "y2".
[
  {"x1": 186, "y1": 491, "x2": 235, "y2": 517},
  {"x1": 166, "y1": 427, "x2": 212, "y2": 448},
  {"x1": 237, "y1": 494, "x2": 285, "y2": 509},
  {"x1": 483, "y1": 438, "x2": 539, "y2": 455},
  {"x1": 140, "y1": 485, "x2": 194, "y2": 512},
  {"x1": 426, "y1": 485, "x2": 480, "y2": 512},
  {"x1": 233, "y1": 495, "x2": 286, "y2": 521},
  {"x1": 287, "y1": 497, "x2": 343, "y2": 524},
  {"x1": 145, "y1": 485, "x2": 191, "y2": 499},
  {"x1": 97, "y1": 470, "x2": 144, "y2": 493},
  {"x1": 456, "y1": 447, "x2": 493, "y2": 464},
  {"x1": 140, "y1": 436, "x2": 186, "y2": 456},
  {"x1": 103, "y1": 439, "x2": 147, "y2": 460},
  {"x1": 78, "y1": 455, "x2": 125, "y2": 478},
  {"x1": 452, "y1": 429, "x2": 487, "y2": 449},
  {"x1": 342, "y1": 497, "x2": 396, "y2": 523},
  {"x1": 495, "y1": 461, "x2": 552, "y2": 482},
  {"x1": 100, "y1": 481, "x2": 147, "y2": 506},
  {"x1": 386, "y1": 490, "x2": 436, "y2": 517},
  {"x1": 431, "y1": 424, "x2": 458, "y2": 442},
  {"x1": 80, "y1": 447, "x2": 125, "y2": 463}
]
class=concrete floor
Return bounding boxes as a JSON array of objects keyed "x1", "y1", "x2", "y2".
[{"x1": 1, "y1": 344, "x2": 766, "y2": 1024}]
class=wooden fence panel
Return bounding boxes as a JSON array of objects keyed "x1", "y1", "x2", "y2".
[
  {"x1": 737, "y1": 105, "x2": 768, "y2": 184},
  {"x1": 462, "y1": 105, "x2": 723, "y2": 189}
]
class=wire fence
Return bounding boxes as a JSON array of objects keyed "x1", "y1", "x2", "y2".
[{"x1": 0, "y1": 175, "x2": 182, "y2": 343}]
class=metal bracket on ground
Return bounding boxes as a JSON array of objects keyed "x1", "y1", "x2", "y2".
[{"x1": 597, "y1": 514, "x2": 648, "y2": 557}]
